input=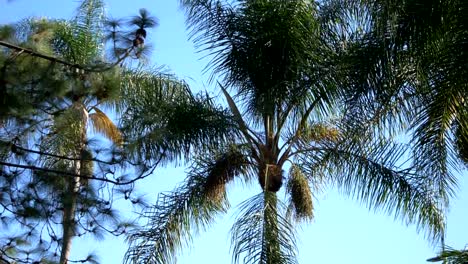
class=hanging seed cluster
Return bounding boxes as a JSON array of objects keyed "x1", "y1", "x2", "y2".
[
  {"x1": 204, "y1": 149, "x2": 247, "y2": 203},
  {"x1": 287, "y1": 166, "x2": 313, "y2": 220}
]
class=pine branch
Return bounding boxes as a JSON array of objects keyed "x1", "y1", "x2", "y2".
[{"x1": 0, "y1": 40, "x2": 131, "y2": 72}]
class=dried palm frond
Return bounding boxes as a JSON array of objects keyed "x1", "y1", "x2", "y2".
[
  {"x1": 286, "y1": 165, "x2": 313, "y2": 222},
  {"x1": 89, "y1": 106, "x2": 122, "y2": 145}
]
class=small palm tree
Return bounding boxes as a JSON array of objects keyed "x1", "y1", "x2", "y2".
[{"x1": 124, "y1": 1, "x2": 448, "y2": 263}]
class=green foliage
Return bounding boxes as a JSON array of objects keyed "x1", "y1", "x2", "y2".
[
  {"x1": 0, "y1": 1, "x2": 172, "y2": 263},
  {"x1": 333, "y1": 0, "x2": 467, "y2": 208},
  {"x1": 231, "y1": 192, "x2": 298, "y2": 264},
  {"x1": 428, "y1": 246, "x2": 468, "y2": 263},
  {"x1": 120, "y1": 69, "x2": 237, "y2": 165},
  {"x1": 124, "y1": 0, "x2": 453, "y2": 263}
]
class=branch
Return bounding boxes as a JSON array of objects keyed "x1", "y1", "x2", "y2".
[
  {"x1": 0, "y1": 161, "x2": 155, "y2": 186},
  {"x1": 2, "y1": 142, "x2": 118, "y2": 165},
  {"x1": 0, "y1": 40, "x2": 131, "y2": 72}
]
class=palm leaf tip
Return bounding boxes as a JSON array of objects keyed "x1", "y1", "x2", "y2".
[
  {"x1": 231, "y1": 192, "x2": 298, "y2": 264},
  {"x1": 286, "y1": 166, "x2": 313, "y2": 222}
]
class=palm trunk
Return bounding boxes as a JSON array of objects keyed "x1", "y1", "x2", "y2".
[
  {"x1": 263, "y1": 191, "x2": 281, "y2": 264},
  {"x1": 59, "y1": 103, "x2": 87, "y2": 264},
  {"x1": 59, "y1": 171, "x2": 79, "y2": 264}
]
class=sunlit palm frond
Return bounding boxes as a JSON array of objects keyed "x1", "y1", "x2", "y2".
[
  {"x1": 231, "y1": 192, "x2": 297, "y2": 264},
  {"x1": 74, "y1": 0, "x2": 105, "y2": 32},
  {"x1": 89, "y1": 106, "x2": 122, "y2": 146},
  {"x1": 124, "y1": 167, "x2": 230, "y2": 264},
  {"x1": 286, "y1": 165, "x2": 313, "y2": 222}
]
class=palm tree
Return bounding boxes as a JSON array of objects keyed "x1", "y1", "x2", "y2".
[{"x1": 124, "y1": 1, "x2": 448, "y2": 263}]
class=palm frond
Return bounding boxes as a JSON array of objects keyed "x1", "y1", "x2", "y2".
[
  {"x1": 300, "y1": 133, "x2": 446, "y2": 242},
  {"x1": 286, "y1": 165, "x2": 313, "y2": 222},
  {"x1": 124, "y1": 163, "x2": 231, "y2": 264},
  {"x1": 455, "y1": 115, "x2": 468, "y2": 165},
  {"x1": 231, "y1": 192, "x2": 298, "y2": 264},
  {"x1": 427, "y1": 246, "x2": 468, "y2": 263},
  {"x1": 89, "y1": 107, "x2": 122, "y2": 145},
  {"x1": 119, "y1": 69, "x2": 236, "y2": 165},
  {"x1": 411, "y1": 85, "x2": 464, "y2": 204}
]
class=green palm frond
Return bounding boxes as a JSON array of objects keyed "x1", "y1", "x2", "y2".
[
  {"x1": 306, "y1": 136, "x2": 446, "y2": 242},
  {"x1": 335, "y1": 0, "x2": 467, "y2": 180},
  {"x1": 180, "y1": 0, "x2": 333, "y2": 123},
  {"x1": 44, "y1": 102, "x2": 88, "y2": 155},
  {"x1": 120, "y1": 69, "x2": 236, "y2": 165},
  {"x1": 455, "y1": 117, "x2": 468, "y2": 164},
  {"x1": 231, "y1": 192, "x2": 298, "y2": 264},
  {"x1": 286, "y1": 165, "x2": 313, "y2": 222},
  {"x1": 89, "y1": 106, "x2": 122, "y2": 145},
  {"x1": 411, "y1": 86, "x2": 463, "y2": 203},
  {"x1": 428, "y1": 246, "x2": 468, "y2": 263},
  {"x1": 124, "y1": 167, "x2": 231, "y2": 264},
  {"x1": 51, "y1": 0, "x2": 105, "y2": 64}
]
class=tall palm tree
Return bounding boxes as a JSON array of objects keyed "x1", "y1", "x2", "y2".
[{"x1": 124, "y1": 1, "x2": 448, "y2": 263}]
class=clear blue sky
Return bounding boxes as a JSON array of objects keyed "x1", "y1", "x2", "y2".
[{"x1": 1, "y1": 1, "x2": 467, "y2": 263}]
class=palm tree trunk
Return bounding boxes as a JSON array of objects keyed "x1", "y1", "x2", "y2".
[
  {"x1": 263, "y1": 191, "x2": 281, "y2": 264},
  {"x1": 59, "y1": 170, "x2": 79, "y2": 264},
  {"x1": 60, "y1": 104, "x2": 87, "y2": 264}
]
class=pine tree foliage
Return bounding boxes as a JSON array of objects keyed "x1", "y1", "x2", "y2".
[{"x1": 0, "y1": 1, "x2": 185, "y2": 263}]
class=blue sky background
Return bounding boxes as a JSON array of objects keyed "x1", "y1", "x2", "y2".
[{"x1": 1, "y1": 1, "x2": 467, "y2": 263}]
